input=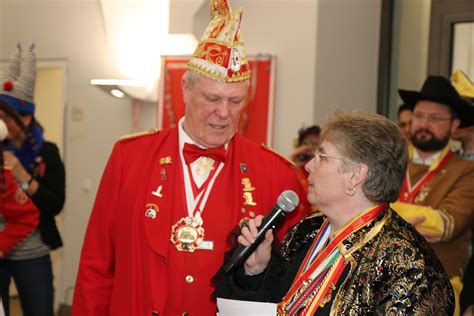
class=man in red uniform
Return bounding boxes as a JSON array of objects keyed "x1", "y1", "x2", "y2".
[{"x1": 72, "y1": 1, "x2": 308, "y2": 315}]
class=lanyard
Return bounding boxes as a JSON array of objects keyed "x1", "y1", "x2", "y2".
[
  {"x1": 399, "y1": 151, "x2": 453, "y2": 203},
  {"x1": 280, "y1": 204, "x2": 386, "y2": 315},
  {"x1": 179, "y1": 149, "x2": 225, "y2": 219}
]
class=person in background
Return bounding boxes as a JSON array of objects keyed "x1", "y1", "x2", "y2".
[
  {"x1": 289, "y1": 125, "x2": 320, "y2": 195},
  {"x1": 0, "y1": 114, "x2": 39, "y2": 260},
  {"x1": 72, "y1": 1, "x2": 308, "y2": 315},
  {"x1": 451, "y1": 70, "x2": 474, "y2": 316},
  {"x1": 392, "y1": 75, "x2": 474, "y2": 316},
  {"x1": 215, "y1": 111, "x2": 454, "y2": 314},
  {"x1": 0, "y1": 44, "x2": 66, "y2": 316},
  {"x1": 452, "y1": 124, "x2": 474, "y2": 160},
  {"x1": 397, "y1": 103, "x2": 412, "y2": 142},
  {"x1": 451, "y1": 70, "x2": 474, "y2": 161}
]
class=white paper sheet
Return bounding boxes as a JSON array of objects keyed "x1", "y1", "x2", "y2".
[
  {"x1": 216, "y1": 297, "x2": 277, "y2": 316},
  {"x1": 0, "y1": 297, "x2": 4, "y2": 316}
]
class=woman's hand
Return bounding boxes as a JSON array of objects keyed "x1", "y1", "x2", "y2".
[
  {"x1": 238, "y1": 215, "x2": 274, "y2": 276},
  {"x1": 3, "y1": 151, "x2": 31, "y2": 183}
]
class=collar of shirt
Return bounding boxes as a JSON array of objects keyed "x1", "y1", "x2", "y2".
[
  {"x1": 178, "y1": 117, "x2": 230, "y2": 188},
  {"x1": 178, "y1": 117, "x2": 200, "y2": 152},
  {"x1": 412, "y1": 149, "x2": 441, "y2": 166}
]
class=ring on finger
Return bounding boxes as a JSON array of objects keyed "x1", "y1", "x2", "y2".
[{"x1": 239, "y1": 218, "x2": 250, "y2": 229}]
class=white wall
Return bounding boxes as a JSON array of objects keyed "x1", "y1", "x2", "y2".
[
  {"x1": 389, "y1": 0, "x2": 431, "y2": 118},
  {"x1": 236, "y1": 0, "x2": 319, "y2": 154},
  {"x1": 1, "y1": 0, "x2": 382, "y2": 308},
  {"x1": 314, "y1": 0, "x2": 382, "y2": 124}
]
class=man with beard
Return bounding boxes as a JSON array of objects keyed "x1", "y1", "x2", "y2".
[{"x1": 392, "y1": 75, "x2": 474, "y2": 315}]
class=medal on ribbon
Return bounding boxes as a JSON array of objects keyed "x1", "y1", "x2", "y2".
[{"x1": 171, "y1": 215, "x2": 205, "y2": 252}]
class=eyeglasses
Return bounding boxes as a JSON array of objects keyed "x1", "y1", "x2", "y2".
[
  {"x1": 314, "y1": 151, "x2": 348, "y2": 164},
  {"x1": 412, "y1": 112, "x2": 452, "y2": 124}
]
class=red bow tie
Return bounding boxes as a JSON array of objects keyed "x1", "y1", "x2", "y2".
[{"x1": 183, "y1": 143, "x2": 226, "y2": 164}]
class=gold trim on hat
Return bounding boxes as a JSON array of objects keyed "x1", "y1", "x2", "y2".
[{"x1": 187, "y1": 62, "x2": 251, "y2": 83}]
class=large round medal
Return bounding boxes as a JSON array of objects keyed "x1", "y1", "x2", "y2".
[{"x1": 171, "y1": 216, "x2": 205, "y2": 252}]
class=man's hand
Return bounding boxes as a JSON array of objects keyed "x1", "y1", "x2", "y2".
[
  {"x1": 462, "y1": 305, "x2": 473, "y2": 316},
  {"x1": 405, "y1": 215, "x2": 443, "y2": 243},
  {"x1": 416, "y1": 227, "x2": 443, "y2": 243},
  {"x1": 452, "y1": 126, "x2": 474, "y2": 152},
  {"x1": 404, "y1": 215, "x2": 425, "y2": 226},
  {"x1": 238, "y1": 215, "x2": 273, "y2": 276}
]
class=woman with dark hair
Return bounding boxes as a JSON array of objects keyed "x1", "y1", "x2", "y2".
[
  {"x1": 0, "y1": 44, "x2": 65, "y2": 316},
  {"x1": 216, "y1": 111, "x2": 454, "y2": 315},
  {"x1": 289, "y1": 125, "x2": 321, "y2": 195}
]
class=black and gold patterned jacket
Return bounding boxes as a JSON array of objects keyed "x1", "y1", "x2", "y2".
[{"x1": 215, "y1": 209, "x2": 454, "y2": 315}]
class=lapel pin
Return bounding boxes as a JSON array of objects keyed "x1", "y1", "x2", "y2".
[
  {"x1": 160, "y1": 156, "x2": 173, "y2": 165},
  {"x1": 152, "y1": 185, "x2": 163, "y2": 198},
  {"x1": 145, "y1": 203, "x2": 159, "y2": 219}
]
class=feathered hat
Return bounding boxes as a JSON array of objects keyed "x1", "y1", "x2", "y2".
[
  {"x1": 450, "y1": 70, "x2": 474, "y2": 128},
  {"x1": 0, "y1": 43, "x2": 37, "y2": 115},
  {"x1": 186, "y1": 0, "x2": 251, "y2": 82},
  {"x1": 451, "y1": 69, "x2": 474, "y2": 99}
]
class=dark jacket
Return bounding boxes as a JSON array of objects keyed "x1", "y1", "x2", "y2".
[
  {"x1": 461, "y1": 253, "x2": 474, "y2": 314},
  {"x1": 30, "y1": 141, "x2": 65, "y2": 249},
  {"x1": 215, "y1": 210, "x2": 454, "y2": 315}
]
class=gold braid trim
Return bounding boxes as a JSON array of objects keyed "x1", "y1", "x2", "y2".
[
  {"x1": 120, "y1": 129, "x2": 159, "y2": 141},
  {"x1": 340, "y1": 209, "x2": 391, "y2": 259},
  {"x1": 186, "y1": 61, "x2": 251, "y2": 83},
  {"x1": 196, "y1": 39, "x2": 244, "y2": 47},
  {"x1": 261, "y1": 144, "x2": 295, "y2": 167},
  {"x1": 438, "y1": 209, "x2": 454, "y2": 241}
]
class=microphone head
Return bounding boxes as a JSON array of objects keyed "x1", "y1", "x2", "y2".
[{"x1": 277, "y1": 190, "x2": 299, "y2": 212}]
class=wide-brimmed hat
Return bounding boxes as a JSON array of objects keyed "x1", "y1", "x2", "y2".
[
  {"x1": 398, "y1": 75, "x2": 473, "y2": 128},
  {"x1": 186, "y1": 0, "x2": 251, "y2": 82},
  {"x1": 0, "y1": 43, "x2": 37, "y2": 115}
]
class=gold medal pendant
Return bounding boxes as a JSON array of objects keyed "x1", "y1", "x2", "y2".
[{"x1": 171, "y1": 216, "x2": 205, "y2": 252}]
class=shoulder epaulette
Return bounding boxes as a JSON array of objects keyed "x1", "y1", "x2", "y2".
[
  {"x1": 120, "y1": 128, "x2": 160, "y2": 141},
  {"x1": 261, "y1": 143, "x2": 295, "y2": 167}
]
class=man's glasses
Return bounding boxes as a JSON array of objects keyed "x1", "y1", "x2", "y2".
[{"x1": 412, "y1": 112, "x2": 452, "y2": 124}]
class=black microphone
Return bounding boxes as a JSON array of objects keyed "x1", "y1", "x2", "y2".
[{"x1": 223, "y1": 190, "x2": 299, "y2": 274}]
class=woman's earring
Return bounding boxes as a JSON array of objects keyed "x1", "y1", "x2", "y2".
[{"x1": 346, "y1": 187, "x2": 356, "y2": 196}]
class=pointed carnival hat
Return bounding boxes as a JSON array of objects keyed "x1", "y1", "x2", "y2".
[
  {"x1": 451, "y1": 69, "x2": 474, "y2": 99},
  {"x1": 398, "y1": 75, "x2": 473, "y2": 127},
  {"x1": 451, "y1": 70, "x2": 474, "y2": 128},
  {"x1": 0, "y1": 43, "x2": 37, "y2": 115},
  {"x1": 186, "y1": 0, "x2": 251, "y2": 82}
]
